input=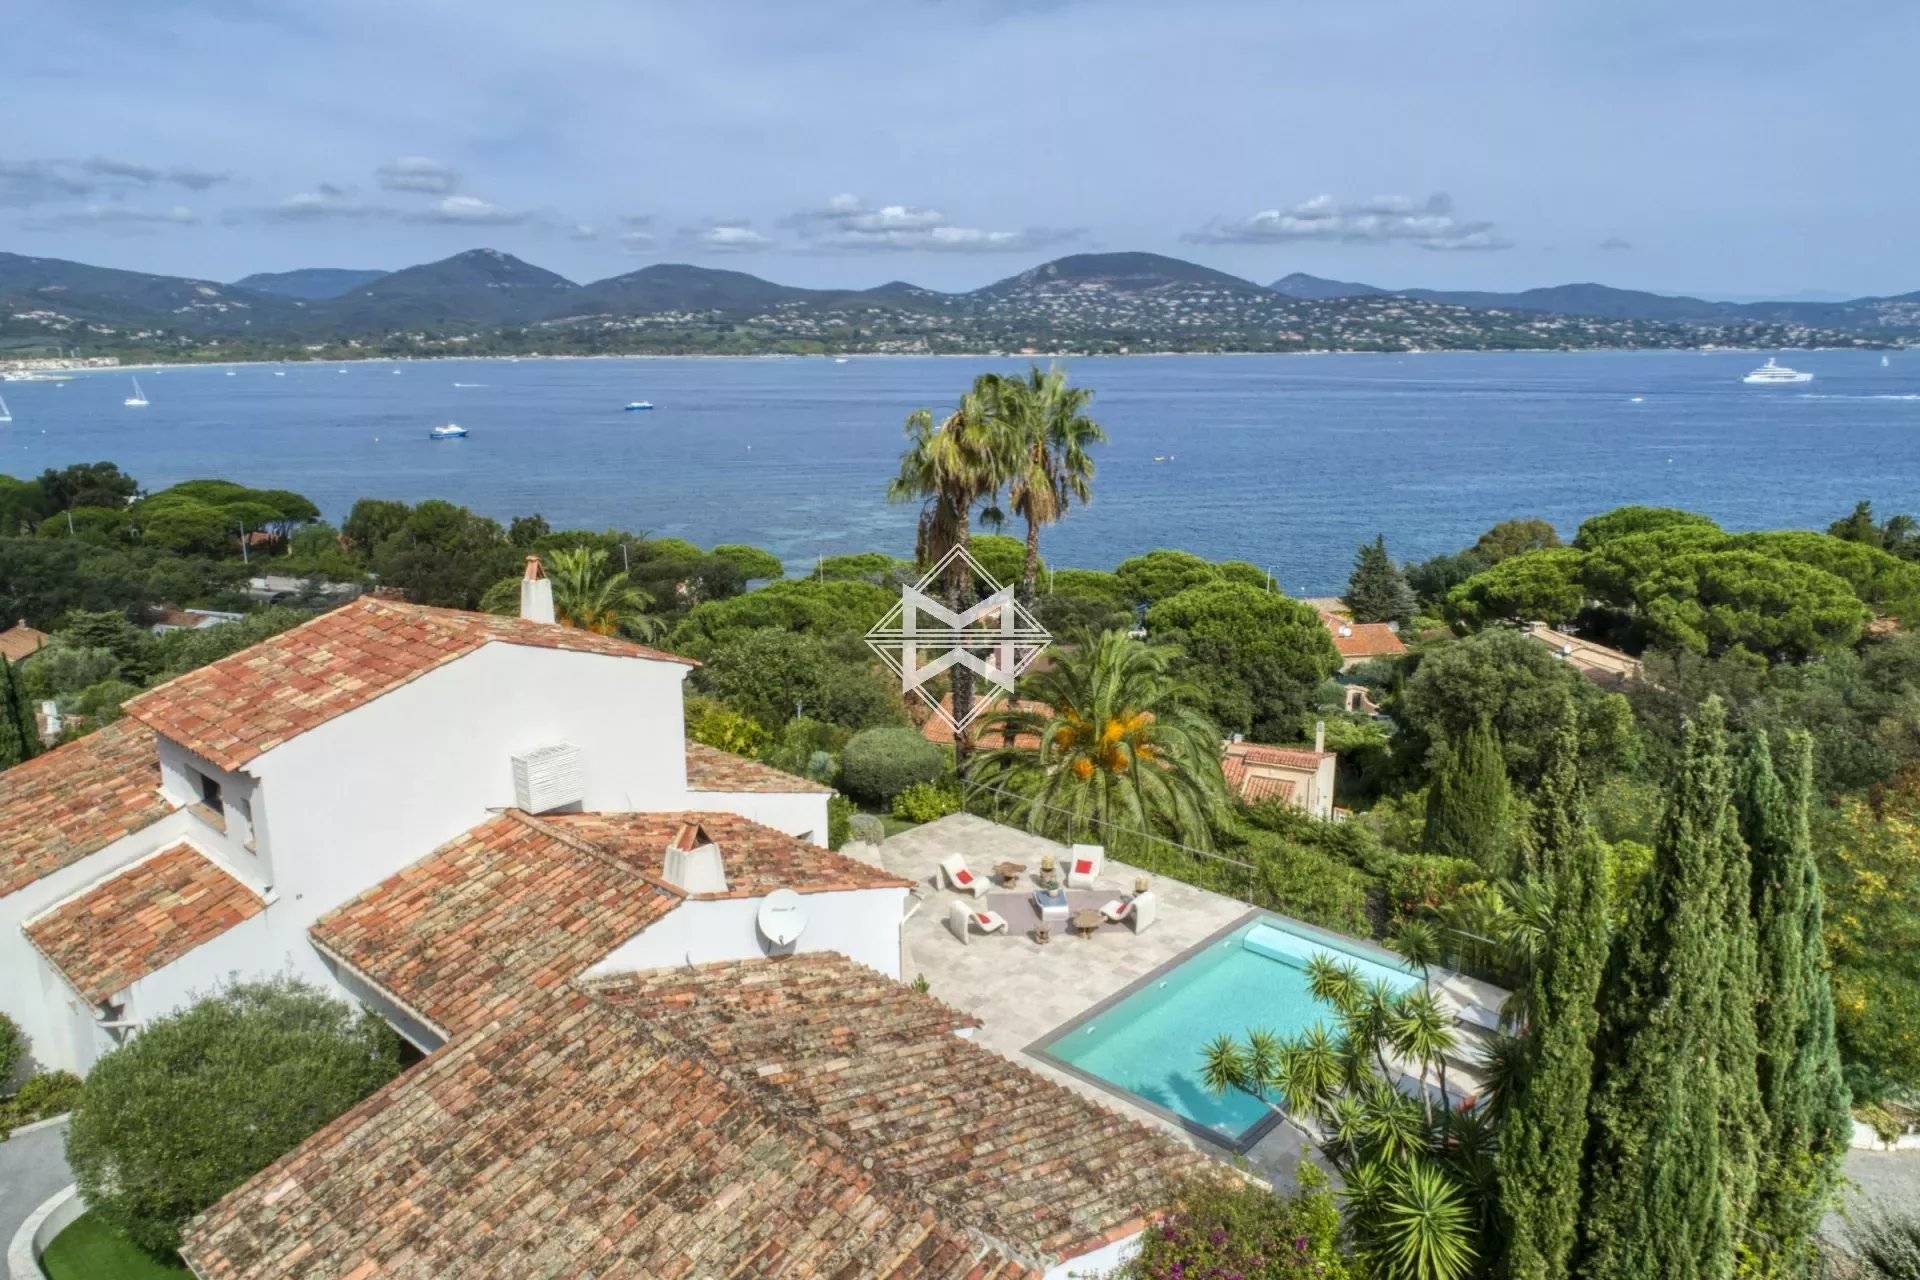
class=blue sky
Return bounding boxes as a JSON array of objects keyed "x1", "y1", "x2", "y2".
[{"x1": 6, "y1": 0, "x2": 1913, "y2": 297}]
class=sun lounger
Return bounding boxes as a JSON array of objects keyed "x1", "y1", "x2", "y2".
[
  {"x1": 949, "y1": 900, "x2": 1008, "y2": 944},
  {"x1": 1065, "y1": 844, "x2": 1104, "y2": 888},
  {"x1": 940, "y1": 854, "x2": 987, "y2": 898},
  {"x1": 1099, "y1": 890, "x2": 1157, "y2": 933}
]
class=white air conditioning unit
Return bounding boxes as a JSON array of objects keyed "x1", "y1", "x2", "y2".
[{"x1": 511, "y1": 743, "x2": 586, "y2": 813}]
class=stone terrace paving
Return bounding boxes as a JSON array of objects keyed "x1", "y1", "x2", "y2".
[{"x1": 882, "y1": 813, "x2": 1507, "y2": 1184}]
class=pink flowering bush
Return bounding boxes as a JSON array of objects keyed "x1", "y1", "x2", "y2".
[{"x1": 1113, "y1": 1169, "x2": 1352, "y2": 1280}]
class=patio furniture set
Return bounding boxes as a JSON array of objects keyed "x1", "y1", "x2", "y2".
[{"x1": 941, "y1": 846, "x2": 1158, "y2": 945}]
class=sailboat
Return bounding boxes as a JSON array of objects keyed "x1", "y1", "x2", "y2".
[
  {"x1": 1883, "y1": 355, "x2": 1892, "y2": 368},
  {"x1": 124, "y1": 377, "x2": 149, "y2": 407},
  {"x1": 0, "y1": 393, "x2": 11, "y2": 424}
]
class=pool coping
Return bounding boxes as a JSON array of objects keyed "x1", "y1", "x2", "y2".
[{"x1": 1023, "y1": 907, "x2": 1327, "y2": 1156}]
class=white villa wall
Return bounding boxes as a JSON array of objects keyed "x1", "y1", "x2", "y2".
[
  {"x1": 1046, "y1": 1232, "x2": 1141, "y2": 1280},
  {"x1": 251, "y1": 642, "x2": 691, "y2": 945},
  {"x1": 684, "y1": 789, "x2": 829, "y2": 844},
  {"x1": 154, "y1": 738, "x2": 270, "y2": 895},
  {"x1": 585, "y1": 888, "x2": 908, "y2": 980},
  {"x1": 0, "y1": 810, "x2": 189, "y2": 1074}
]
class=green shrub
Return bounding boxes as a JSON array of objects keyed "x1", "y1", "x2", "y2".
[
  {"x1": 684, "y1": 695, "x2": 771, "y2": 759},
  {"x1": 1251, "y1": 844, "x2": 1373, "y2": 936},
  {"x1": 827, "y1": 794, "x2": 854, "y2": 850},
  {"x1": 66, "y1": 977, "x2": 403, "y2": 1255},
  {"x1": 1113, "y1": 1168, "x2": 1353, "y2": 1280},
  {"x1": 840, "y1": 727, "x2": 946, "y2": 805},
  {"x1": 0, "y1": 1012, "x2": 24, "y2": 1087},
  {"x1": 847, "y1": 813, "x2": 887, "y2": 847},
  {"x1": 1385, "y1": 853, "x2": 1485, "y2": 920},
  {"x1": 892, "y1": 780, "x2": 963, "y2": 823},
  {"x1": 1, "y1": 1070, "x2": 81, "y2": 1137}
]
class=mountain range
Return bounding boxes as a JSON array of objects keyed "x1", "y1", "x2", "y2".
[{"x1": 1, "y1": 247, "x2": 1909, "y2": 361}]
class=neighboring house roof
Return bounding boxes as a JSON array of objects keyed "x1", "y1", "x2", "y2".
[
  {"x1": 1220, "y1": 740, "x2": 1332, "y2": 806},
  {"x1": 24, "y1": 843, "x2": 264, "y2": 1003},
  {"x1": 123, "y1": 596, "x2": 697, "y2": 772},
  {"x1": 0, "y1": 619, "x2": 50, "y2": 664},
  {"x1": 1318, "y1": 610, "x2": 1407, "y2": 662},
  {"x1": 1523, "y1": 622, "x2": 1643, "y2": 688},
  {"x1": 310, "y1": 809, "x2": 907, "y2": 1037},
  {"x1": 0, "y1": 720, "x2": 176, "y2": 899},
  {"x1": 918, "y1": 694, "x2": 1051, "y2": 749},
  {"x1": 683, "y1": 740, "x2": 833, "y2": 794},
  {"x1": 183, "y1": 953, "x2": 1201, "y2": 1280},
  {"x1": 541, "y1": 810, "x2": 909, "y2": 899}
]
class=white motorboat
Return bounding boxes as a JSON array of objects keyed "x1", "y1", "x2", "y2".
[
  {"x1": 1742, "y1": 358, "x2": 1813, "y2": 385},
  {"x1": 124, "y1": 376, "x2": 149, "y2": 407},
  {"x1": 623, "y1": 400, "x2": 654, "y2": 411},
  {"x1": 428, "y1": 422, "x2": 469, "y2": 440},
  {"x1": 0, "y1": 393, "x2": 10, "y2": 424}
]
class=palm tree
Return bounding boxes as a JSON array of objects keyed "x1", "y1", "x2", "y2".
[
  {"x1": 484, "y1": 546, "x2": 662, "y2": 641},
  {"x1": 887, "y1": 380, "x2": 1017, "y2": 751},
  {"x1": 969, "y1": 630, "x2": 1226, "y2": 849},
  {"x1": 990, "y1": 365, "x2": 1105, "y2": 600}
]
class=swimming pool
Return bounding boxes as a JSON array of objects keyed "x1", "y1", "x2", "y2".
[{"x1": 1031, "y1": 912, "x2": 1423, "y2": 1149}]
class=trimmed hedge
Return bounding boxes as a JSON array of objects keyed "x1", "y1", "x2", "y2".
[{"x1": 840, "y1": 727, "x2": 946, "y2": 805}]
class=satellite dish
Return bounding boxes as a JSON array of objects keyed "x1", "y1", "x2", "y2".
[{"x1": 757, "y1": 888, "x2": 807, "y2": 948}]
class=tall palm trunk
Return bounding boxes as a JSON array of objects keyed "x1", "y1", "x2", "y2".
[{"x1": 947, "y1": 504, "x2": 978, "y2": 771}]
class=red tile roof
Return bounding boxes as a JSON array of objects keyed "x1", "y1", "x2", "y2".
[
  {"x1": 0, "y1": 619, "x2": 50, "y2": 664},
  {"x1": 25, "y1": 843, "x2": 263, "y2": 1003},
  {"x1": 684, "y1": 740, "x2": 833, "y2": 794},
  {"x1": 309, "y1": 809, "x2": 907, "y2": 1037},
  {"x1": 308, "y1": 811, "x2": 682, "y2": 1038},
  {"x1": 123, "y1": 596, "x2": 696, "y2": 772},
  {"x1": 1238, "y1": 775, "x2": 1298, "y2": 805},
  {"x1": 1220, "y1": 740, "x2": 1331, "y2": 806},
  {"x1": 541, "y1": 810, "x2": 910, "y2": 899},
  {"x1": 1319, "y1": 611, "x2": 1407, "y2": 661},
  {"x1": 0, "y1": 720, "x2": 175, "y2": 900},
  {"x1": 182, "y1": 981, "x2": 1038, "y2": 1280},
  {"x1": 919, "y1": 695, "x2": 1051, "y2": 750},
  {"x1": 596, "y1": 955, "x2": 1206, "y2": 1265}
]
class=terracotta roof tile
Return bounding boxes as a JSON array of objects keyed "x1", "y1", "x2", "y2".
[
  {"x1": 1221, "y1": 740, "x2": 1330, "y2": 806},
  {"x1": 595, "y1": 954, "x2": 1207, "y2": 1266},
  {"x1": 0, "y1": 720, "x2": 175, "y2": 899},
  {"x1": 308, "y1": 812, "x2": 681, "y2": 1037},
  {"x1": 684, "y1": 741, "x2": 833, "y2": 794},
  {"x1": 0, "y1": 620, "x2": 50, "y2": 664},
  {"x1": 541, "y1": 810, "x2": 911, "y2": 900},
  {"x1": 25, "y1": 843, "x2": 263, "y2": 1002},
  {"x1": 182, "y1": 985, "x2": 1036, "y2": 1280},
  {"x1": 1319, "y1": 611, "x2": 1406, "y2": 661},
  {"x1": 124, "y1": 597, "x2": 696, "y2": 772}
]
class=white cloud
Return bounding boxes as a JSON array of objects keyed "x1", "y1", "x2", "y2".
[
  {"x1": 619, "y1": 229, "x2": 655, "y2": 251},
  {"x1": 22, "y1": 202, "x2": 199, "y2": 229},
  {"x1": 377, "y1": 156, "x2": 460, "y2": 194},
  {"x1": 407, "y1": 194, "x2": 528, "y2": 225},
  {"x1": 257, "y1": 183, "x2": 385, "y2": 221},
  {"x1": 79, "y1": 156, "x2": 229, "y2": 190},
  {"x1": 569, "y1": 222, "x2": 599, "y2": 240},
  {"x1": 686, "y1": 221, "x2": 773, "y2": 253},
  {"x1": 784, "y1": 193, "x2": 1082, "y2": 254},
  {"x1": 1598, "y1": 235, "x2": 1633, "y2": 251},
  {"x1": 1187, "y1": 192, "x2": 1513, "y2": 251}
]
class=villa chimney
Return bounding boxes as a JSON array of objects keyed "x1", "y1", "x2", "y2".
[
  {"x1": 663, "y1": 821, "x2": 728, "y2": 895},
  {"x1": 1314, "y1": 720, "x2": 1326, "y2": 754},
  {"x1": 519, "y1": 555, "x2": 555, "y2": 625}
]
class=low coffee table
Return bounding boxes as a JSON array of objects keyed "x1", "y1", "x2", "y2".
[
  {"x1": 995, "y1": 861, "x2": 1027, "y2": 886},
  {"x1": 1071, "y1": 908, "x2": 1104, "y2": 939},
  {"x1": 1032, "y1": 886, "x2": 1070, "y2": 924}
]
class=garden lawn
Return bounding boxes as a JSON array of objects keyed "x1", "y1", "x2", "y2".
[{"x1": 38, "y1": 1211, "x2": 193, "y2": 1280}]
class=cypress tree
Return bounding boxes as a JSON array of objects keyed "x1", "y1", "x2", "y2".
[
  {"x1": 1579, "y1": 699, "x2": 1735, "y2": 1280},
  {"x1": 1343, "y1": 533, "x2": 1417, "y2": 626},
  {"x1": 1424, "y1": 718, "x2": 1512, "y2": 872},
  {"x1": 1716, "y1": 814, "x2": 1762, "y2": 1264},
  {"x1": 1740, "y1": 732, "x2": 1850, "y2": 1273},
  {"x1": 0, "y1": 656, "x2": 39, "y2": 769},
  {"x1": 1499, "y1": 697, "x2": 1607, "y2": 1280}
]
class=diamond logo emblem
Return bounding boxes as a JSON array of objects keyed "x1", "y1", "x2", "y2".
[{"x1": 865, "y1": 545, "x2": 1052, "y2": 734}]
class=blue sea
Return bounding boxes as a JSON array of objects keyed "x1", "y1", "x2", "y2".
[{"x1": 4, "y1": 351, "x2": 1915, "y2": 593}]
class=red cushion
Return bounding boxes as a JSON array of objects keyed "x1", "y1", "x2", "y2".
[
  {"x1": 954, "y1": 869, "x2": 972, "y2": 884},
  {"x1": 976, "y1": 914, "x2": 992, "y2": 926},
  {"x1": 1114, "y1": 902, "x2": 1131, "y2": 917},
  {"x1": 1074, "y1": 858, "x2": 1094, "y2": 875}
]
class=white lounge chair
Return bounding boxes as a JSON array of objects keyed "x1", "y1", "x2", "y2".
[
  {"x1": 940, "y1": 854, "x2": 987, "y2": 898},
  {"x1": 1100, "y1": 890, "x2": 1157, "y2": 933},
  {"x1": 1065, "y1": 844, "x2": 1104, "y2": 888},
  {"x1": 949, "y1": 900, "x2": 1008, "y2": 944}
]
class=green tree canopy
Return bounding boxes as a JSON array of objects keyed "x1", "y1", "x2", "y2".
[
  {"x1": 1115, "y1": 549, "x2": 1218, "y2": 605},
  {"x1": 691, "y1": 630, "x2": 903, "y2": 731},
  {"x1": 1444, "y1": 548, "x2": 1587, "y2": 628},
  {"x1": 0, "y1": 474, "x2": 50, "y2": 536},
  {"x1": 1636, "y1": 549, "x2": 1868, "y2": 659},
  {"x1": 66, "y1": 977, "x2": 402, "y2": 1256},
  {"x1": 1731, "y1": 529, "x2": 1920, "y2": 622},
  {"x1": 1344, "y1": 534, "x2": 1417, "y2": 626},
  {"x1": 1045, "y1": 567, "x2": 1131, "y2": 607},
  {"x1": 1579, "y1": 525, "x2": 1730, "y2": 609},
  {"x1": 670, "y1": 578, "x2": 895, "y2": 660},
  {"x1": 38, "y1": 462, "x2": 138, "y2": 513},
  {"x1": 1470, "y1": 517, "x2": 1561, "y2": 564},
  {"x1": 1146, "y1": 580, "x2": 1341, "y2": 741},
  {"x1": 366, "y1": 499, "x2": 520, "y2": 608},
  {"x1": 1423, "y1": 719, "x2": 1513, "y2": 872},
  {"x1": 1573, "y1": 504, "x2": 1721, "y2": 550},
  {"x1": 963, "y1": 532, "x2": 1033, "y2": 586},
  {"x1": 710, "y1": 543, "x2": 785, "y2": 584},
  {"x1": 814, "y1": 551, "x2": 912, "y2": 584}
]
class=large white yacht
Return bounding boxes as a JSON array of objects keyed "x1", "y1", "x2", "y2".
[{"x1": 1742, "y1": 357, "x2": 1813, "y2": 385}]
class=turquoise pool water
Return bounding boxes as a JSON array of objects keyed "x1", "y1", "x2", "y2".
[{"x1": 1039, "y1": 916, "x2": 1423, "y2": 1145}]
